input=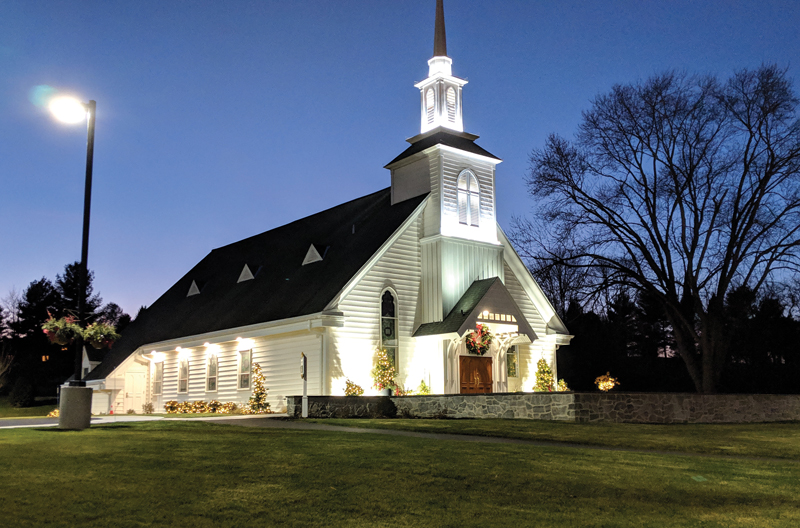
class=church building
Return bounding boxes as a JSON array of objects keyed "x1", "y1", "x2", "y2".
[{"x1": 84, "y1": 0, "x2": 572, "y2": 414}]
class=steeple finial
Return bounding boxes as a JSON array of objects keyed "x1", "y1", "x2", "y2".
[{"x1": 433, "y1": 0, "x2": 447, "y2": 57}]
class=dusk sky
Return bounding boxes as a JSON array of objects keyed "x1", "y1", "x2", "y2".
[{"x1": 2, "y1": 0, "x2": 799, "y2": 317}]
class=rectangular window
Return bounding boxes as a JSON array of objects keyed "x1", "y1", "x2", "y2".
[
  {"x1": 239, "y1": 349, "x2": 251, "y2": 389},
  {"x1": 178, "y1": 358, "x2": 189, "y2": 393},
  {"x1": 153, "y1": 362, "x2": 163, "y2": 395},
  {"x1": 206, "y1": 354, "x2": 218, "y2": 392},
  {"x1": 507, "y1": 346, "x2": 518, "y2": 378}
]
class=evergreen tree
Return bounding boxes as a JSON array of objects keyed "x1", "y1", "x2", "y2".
[
  {"x1": 55, "y1": 262, "x2": 102, "y2": 323},
  {"x1": 247, "y1": 362, "x2": 270, "y2": 413},
  {"x1": 533, "y1": 359, "x2": 555, "y2": 392},
  {"x1": 371, "y1": 349, "x2": 396, "y2": 391}
]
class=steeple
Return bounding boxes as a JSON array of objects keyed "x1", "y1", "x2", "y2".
[
  {"x1": 433, "y1": 0, "x2": 447, "y2": 57},
  {"x1": 415, "y1": 0, "x2": 466, "y2": 134}
]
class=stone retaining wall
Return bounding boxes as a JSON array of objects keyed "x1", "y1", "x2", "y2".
[{"x1": 286, "y1": 392, "x2": 800, "y2": 423}]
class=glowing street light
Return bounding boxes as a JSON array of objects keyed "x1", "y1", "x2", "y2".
[{"x1": 50, "y1": 94, "x2": 97, "y2": 430}]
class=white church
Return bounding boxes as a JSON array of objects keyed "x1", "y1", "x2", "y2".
[{"x1": 84, "y1": 0, "x2": 572, "y2": 414}]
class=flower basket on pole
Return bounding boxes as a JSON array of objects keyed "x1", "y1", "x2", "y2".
[{"x1": 42, "y1": 316, "x2": 82, "y2": 346}]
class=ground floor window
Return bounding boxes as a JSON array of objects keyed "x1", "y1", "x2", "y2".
[
  {"x1": 206, "y1": 354, "x2": 218, "y2": 392},
  {"x1": 153, "y1": 361, "x2": 163, "y2": 395},
  {"x1": 506, "y1": 346, "x2": 518, "y2": 378},
  {"x1": 381, "y1": 289, "x2": 398, "y2": 367},
  {"x1": 178, "y1": 358, "x2": 189, "y2": 393},
  {"x1": 238, "y1": 349, "x2": 251, "y2": 389}
]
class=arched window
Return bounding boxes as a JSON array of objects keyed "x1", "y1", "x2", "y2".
[
  {"x1": 426, "y1": 88, "x2": 435, "y2": 125},
  {"x1": 381, "y1": 289, "x2": 398, "y2": 367},
  {"x1": 446, "y1": 87, "x2": 456, "y2": 122},
  {"x1": 457, "y1": 169, "x2": 480, "y2": 226}
]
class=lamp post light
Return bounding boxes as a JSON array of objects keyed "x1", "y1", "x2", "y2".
[{"x1": 49, "y1": 95, "x2": 97, "y2": 430}]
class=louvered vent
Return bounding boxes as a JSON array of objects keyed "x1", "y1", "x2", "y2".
[
  {"x1": 426, "y1": 88, "x2": 435, "y2": 124},
  {"x1": 446, "y1": 87, "x2": 456, "y2": 122}
]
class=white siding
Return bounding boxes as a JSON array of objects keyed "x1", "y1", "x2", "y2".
[
  {"x1": 330, "y1": 215, "x2": 423, "y2": 394},
  {"x1": 149, "y1": 332, "x2": 321, "y2": 413},
  {"x1": 440, "y1": 238, "x2": 504, "y2": 315},
  {"x1": 503, "y1": 262, "x2": 556, "y2": 390}
]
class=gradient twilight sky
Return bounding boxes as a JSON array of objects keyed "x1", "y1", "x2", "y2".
[{"x1": 2, "y1": 1, "x2": 799, "y2": 317}]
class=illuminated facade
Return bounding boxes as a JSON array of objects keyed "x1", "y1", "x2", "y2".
[{"x1": 82, "y1": 0, "x2": 571, "y2": 414}]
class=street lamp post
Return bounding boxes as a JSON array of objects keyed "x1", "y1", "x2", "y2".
[{"x1": 50, "y1": 96, "x2": 97, "y2": 429}]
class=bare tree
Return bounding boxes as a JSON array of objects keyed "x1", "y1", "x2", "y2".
[
  {"x1": 524, "y1": 65, "x2": 800, "y2": 393},
  {"x1": 1, "y1": 288, "x2": 22, "y2": 338}
]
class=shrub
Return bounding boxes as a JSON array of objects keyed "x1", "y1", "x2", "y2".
[
  {"x1": 207, "y1": 400, "x2": 222, "y2": 413},
  {"x1": 344, "y1": 379, "x2": 364, "y2": 396},
  {"x1": 164, "y1": 400, "x2": 179, "y2": 413},
  {"x1": 9, "y1": 377, "x2": 35, "y2": 408},
  {"x1": 557, "y1": 379, "x2": 570, "y2": 392},
  {"x1": 220, "y1": 402, "x2": 238, "y2": 414},
  {"x1": 47, "y1": 409, "x2": 59, "y2": 417},
  {"x1": 417, "y1": 379, "x2": 431, "y2": 395},
  {"x1": 126, "y1": 409, "x2": 136, "y2": 415},
  {"x1": 533, "y1": 359, "x2": 555, "y2": 392},
  {"x1": 191, "y1": 400, "x2": 207, "y2": 413},
  {"x1": 177, "y1": 401, "x2": 193, "y2": 413},
  {"x1": 595, "y1": 372, "x2": 620, "y2": 392},
  {"x1": 142, "y1": 402, "x2": 154, "y2": 414}
]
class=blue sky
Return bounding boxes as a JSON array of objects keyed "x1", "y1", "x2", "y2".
[{"x1": 2, "y1": 0, "x2": 799, "y2": 316}]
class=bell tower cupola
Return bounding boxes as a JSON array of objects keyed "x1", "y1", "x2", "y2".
[{"x1": 415, "y1": 0, "x2": 467, "y2": 134}]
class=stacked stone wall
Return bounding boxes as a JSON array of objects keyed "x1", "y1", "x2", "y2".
[{"x1": 287, "y1": 393, "x2": 800, "y2": 423}]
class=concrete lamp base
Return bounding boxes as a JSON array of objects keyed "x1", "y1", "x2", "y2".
[{"x1": 59, "y1": 386, "x2": 93, "y2": 430}]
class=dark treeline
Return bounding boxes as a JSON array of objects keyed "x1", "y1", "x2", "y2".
[
  {"x1": 556, "y1": 287, "x2": 800, "y2": 393},
  {"x1": 0, "y1": 262, "x2": 132, "y2": 400}
]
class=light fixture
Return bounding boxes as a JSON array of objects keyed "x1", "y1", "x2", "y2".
[{"x1": 49, "y1": 96, "x2": 88, "y2": 124}]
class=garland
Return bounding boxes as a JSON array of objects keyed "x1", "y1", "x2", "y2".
[{"x1": 465, "y1": 323, "x2": 493, "y2": 355}]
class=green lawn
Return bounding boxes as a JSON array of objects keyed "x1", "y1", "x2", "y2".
[
  {"x1": 0, "y1": 421, "x2": 798, "y2": 527},
  {"x1": 0, "y1": 396, "x2": 57, "y2": 418},
  {"x1": 306, "y1": 418, "x2": 800, "y2": 460}
]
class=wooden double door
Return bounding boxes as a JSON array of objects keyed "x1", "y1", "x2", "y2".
[{"x1": 460, "y1": 356, "x2": 493, "y2": 394}]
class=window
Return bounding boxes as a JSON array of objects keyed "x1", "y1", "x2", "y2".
[
  {"x1": 153, "y1": 361, "x2": 163, "y2": 395},
  {"x1": 446, "y1": 87, "x2": 456, "y2": 122},
  {"x1": 206, "y1": 354, "x2": 218, "y2": 392},
  {"x1": 507, "y1": 346, "x2": 519, "y2": 378},
  {"x1": 238, "y1": 349, "x2": 251, "y2": 390},
  {"x1": 457, "y1": 169, "x2": 480, "y2": 227},
  {"x1": 381, "y1": 290, "x2": 398, "y2": 367},
  {"x1": 83, "y1": 367, "x2": 89, "y2": 378},
  {"x1": 178, "y1": 358, "x2": 189, "y2": 393},
  {"x1": 426, "y1": 88, "x2": 435, "y2": 124}
]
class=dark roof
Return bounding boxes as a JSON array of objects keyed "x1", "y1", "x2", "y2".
[
  {"x1": 86, "y1": 188, "x2": 427, "y2": 381},
  {"x1": 385, "y1": 128, "x2": 501, "y2": 168},
  {"x1": 433, "y1": 0, "x2": 447, "y2": 57},
  {"x1": 414, "y1": 277, "x2": 537, "y2": 341}
]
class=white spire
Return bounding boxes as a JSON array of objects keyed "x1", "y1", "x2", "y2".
[{"x1": 414, "y1": 0, "x2": 467, "y2": 134}]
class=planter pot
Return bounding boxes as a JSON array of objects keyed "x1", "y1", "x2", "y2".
[
  {"x1": 88, "y1": 339, "x2": 105, "y2": 349},
  {"x1": 50, "y1": 334, "x2": 71, "y2": 346},
  {"x1": 380, "y1": 388, "x2": 392, "y2": 396}
]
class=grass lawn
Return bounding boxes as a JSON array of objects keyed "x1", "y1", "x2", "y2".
[
  {"x1": 1, "y1": 421, "x2": 798, "y2": 527},
  {"x1": 306, "y1": 418, "x2": 800, "y2": 460},
  {"x1": 0, "y1": 396, "x2": 57, "y2": 419}
]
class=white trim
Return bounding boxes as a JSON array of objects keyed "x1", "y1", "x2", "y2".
[
  {"x1": 205, "y1": 354, "x2": 218, "y2": 392},
  {"x1": 324, "y1": 196, "x2": 429, "y2": 310},
  {"x1": 237, "y1": 349, "x2": 252, "y2": 391},
  {"x1": 497, "y1": 225, "x2": 570, "y2": 335}
]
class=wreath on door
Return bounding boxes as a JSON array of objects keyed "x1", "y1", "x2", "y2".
[{"x1": 465, "y1": 323, "x2": 493, "y2": 355}]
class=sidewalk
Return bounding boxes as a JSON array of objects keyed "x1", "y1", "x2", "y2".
[{"x1": 0, "y1": 413, "x2": 287, "y2": 429}]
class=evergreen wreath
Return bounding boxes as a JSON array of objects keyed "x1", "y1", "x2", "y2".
[{"x1": 465, "y1": 323, "x2": 493, "y2": 355}]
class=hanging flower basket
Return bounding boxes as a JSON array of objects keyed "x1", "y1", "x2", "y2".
[
  {"x1": 83, "y1": 322, "x2": 120, "y2": 349},
  {"x1": 42, "y1": 315, "x2": 82, "y2": 346},
  {"x1": 465, "y1": 323, "x2": 493, "y2": 355}
]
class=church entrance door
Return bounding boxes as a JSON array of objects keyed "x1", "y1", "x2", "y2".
[{"x1": 459, "y1": 356, "x2": 493, "y2": 394}]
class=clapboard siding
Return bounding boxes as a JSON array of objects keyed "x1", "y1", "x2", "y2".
[
  {"x1": 440, "y1": 238, "x2": 504, "y2": 315},
  {"x1": 503, "y1": 262, "x2": 556, "y2": 388},
  {"x1": 331, "y1": 215, "x2": 423, "y2": 393},
  {"x1": 148, "y1": 332, "x2": 320, "y2": 412}
]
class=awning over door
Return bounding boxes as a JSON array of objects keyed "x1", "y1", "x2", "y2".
[{"x1": 413, "y1": 277, "x2": 537, "y2": 341}]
